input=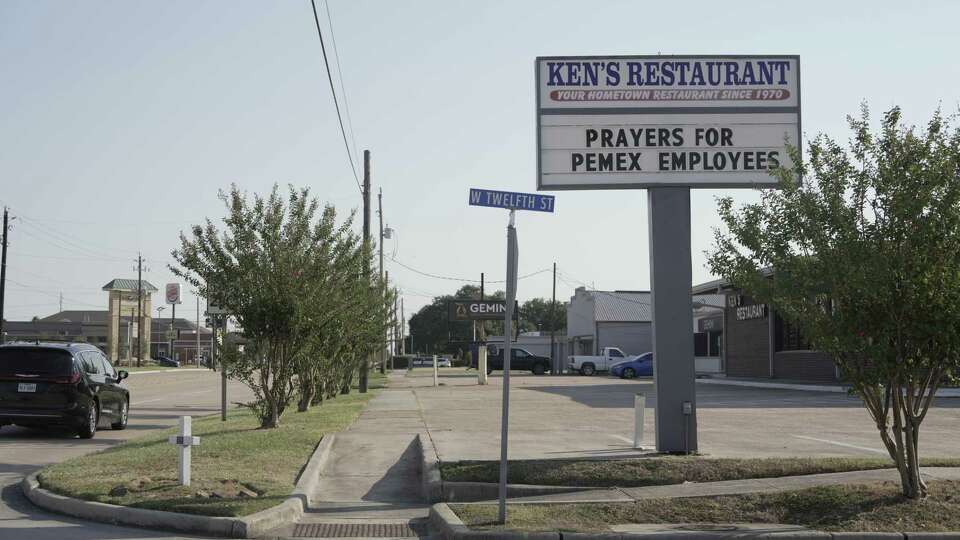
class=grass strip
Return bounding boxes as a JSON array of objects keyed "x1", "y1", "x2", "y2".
[
  {"x1": 121, "y1": 365, "x2": 181, "y2": 372},
  {"x1": 442, "y1": 456, "x2": 960, "y2": 488},
  {"x1": 39, "y1": 372, "x2": 385, "y2": 517},
  {"x1": 452, "y1": 480, "x2": 960, "y2": 532}
]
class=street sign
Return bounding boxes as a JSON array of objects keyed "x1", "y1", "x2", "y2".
[
  {"x1": 469, "y1": 188, "x2": 555, "y2": 213},
  {"x1": 165, "y1": 283, "x2": 182, "y2": 304},
  {"x1": 535, "y1": 55, "x2": 801, "y2": 190},
  {"x1": 447, "y1": 300, "x2": 519, "y2": 321}
]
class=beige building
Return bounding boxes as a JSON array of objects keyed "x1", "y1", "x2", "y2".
[{"x1": 103, "y1": 278, "x2": 157, "y2": 363}]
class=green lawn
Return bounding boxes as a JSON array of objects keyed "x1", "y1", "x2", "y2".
[
  {"x1": 39, "y1": 375, "x2": 383, "y2": 517},
  {"x1": 121, "y1": 365, "x2": 182, "y2": 372},
  {"x1": 453, "y1": 480, "x2": 960, "y2": 533},
  {"x1": 442, "y1": 456, "x2": 960, "y2": 488}
]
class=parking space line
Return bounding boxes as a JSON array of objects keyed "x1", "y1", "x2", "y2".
[
  {"x1": 792, "y1": 435, "x2": 887, "y2": 454},
  {"x1": 609, "y1": 435, "x2": 635, "y2": 445}
]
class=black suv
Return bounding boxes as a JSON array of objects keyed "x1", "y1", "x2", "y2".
[{"x1": 0, "y1": 342, "x2": 130, "y2": 438}]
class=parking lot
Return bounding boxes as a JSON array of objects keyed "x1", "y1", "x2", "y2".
[{"x1": 397, "y1": 369, "x2": 960, "y2": 461}]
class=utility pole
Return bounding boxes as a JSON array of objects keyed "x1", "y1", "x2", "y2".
[
  {"x1": 359, "y1": 149, "x2": 371, "y2": 393},
  {"x1": 0, "y1": 208, "x2": 8, "y2": 341},
  {"x1": 393, "y1": 296, "x2": 399, "y2": 368},
  {"x1": 400, "y1": 298, "x2": 405, "y2": 355},
  {"x1": 551, "y1": 262, "x2": 557, "y2": 375},
  {"x1": 135, "y1": 253, "x2": 144, "y2": 367},
  {"x1": 59, "y1": 292, "x2": 63, "y2": 313},
  {"x1": 379, "y1": 187, "x2": 385, "y2": 375},
  {"x1": 196, "y1": 296, "x2": 201, "y2": 367},
  {"x1": 381, "y1": 268, "x2": 388, "y2": 374}
]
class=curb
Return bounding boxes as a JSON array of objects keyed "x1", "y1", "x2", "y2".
[
  {"x1": 429, "y1": 503, "x2": 560, "y2": 540},
  {"x1": 696, "y1": 378, "x2": 960, "y2": 398},
  {"x1": 428, "y1": 502, "x2": 960, "y2": 540},
  {"x1": 442, "y1": 481, "x2": 595, "y2": 502},
  {"x1": 22, "y1": 432, "x2": 338, "y2": 538},
  {"x1": 127, "y1": 368, "x2": 211, "y2": 375},
  {"x1": 418, "y1": 432, "x2": 443, "y2": 503},
  {"x1": 415, "y1": 434, "x2": 596, "y2": 503}
]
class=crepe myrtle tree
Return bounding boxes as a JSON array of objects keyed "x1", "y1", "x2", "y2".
[
  {"x1": 171, "y1": 184, "x2": 365, "y2": 428},
  {"x1": 708, "y1": 106, "x2": 960, "y2": 499}
]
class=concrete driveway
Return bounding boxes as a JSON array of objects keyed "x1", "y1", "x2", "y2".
[{"x1": 397, "y1": 369, "x2": 960, "y2": 461}]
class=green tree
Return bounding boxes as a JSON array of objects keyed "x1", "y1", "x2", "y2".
[
  {"x1": 520, "y1": 298, "x2": 566, "y2": 333},
  {"x1": 171, "y1": 185, "x2": 369, "y2": 428},
  {"x1": 407, "y1": 285, "x2": 509, "y2": 354},
  {"x1": 708, "y1": 106, "x2": 960, "y2": 499}
]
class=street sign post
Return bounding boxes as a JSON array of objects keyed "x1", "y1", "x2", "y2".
[
  {"x1": 469, "y1": 187, "x2": 554, "y2": 524},
  {"x1": 165, "y1": 283, "x2": 181, "y2": 361},
  {"x1": 535, "y1": 55, "x2": 801, "y2": 455}
]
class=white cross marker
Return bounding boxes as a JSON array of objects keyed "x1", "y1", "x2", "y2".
[{"x1": 168, "y1": 416, "x2": 201, "y2": 486}]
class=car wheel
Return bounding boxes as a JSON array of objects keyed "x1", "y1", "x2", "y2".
[
  {"x1": 111, "y1": 399, "x2": 129, "y2": 430},
  {"x1": 78, "y1": 402, "x2": 99, "y2": 439},
  {"x1": 580, "y1": 363, "x2": 596, "y2": 376},
  {"x1": 623, "y1": 367, "x2": 636, "y2": 379},
  {"x1": 532, "y1": 363, "x2": 546, "y2": 375}
]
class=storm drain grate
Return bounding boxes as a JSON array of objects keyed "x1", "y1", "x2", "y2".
[{"x1": 292, "y1": 521, "x2": 427, "y2": 538}]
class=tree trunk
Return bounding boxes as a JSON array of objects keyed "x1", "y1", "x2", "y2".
[
  {"x1": 311, "y1": 380, "x2": 325, "y2": 406},
  {"x1": 298, "y1": 381, "x2": 314, "y2": 412},
  {"x1": 903, "y1": 414, "x2": 925, "y2": 498}
]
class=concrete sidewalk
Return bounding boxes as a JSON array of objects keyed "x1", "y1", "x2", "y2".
[
  {"x1": 479, "y1": 466, "x2": 960, "y2": 505},
  {"x1": 269, "y1": 372, "x2": 432, "y2": 538}
]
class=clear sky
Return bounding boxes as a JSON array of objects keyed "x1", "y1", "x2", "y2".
[{"x1": 2, "y1": 0, "x2": 958, "y2": 325}]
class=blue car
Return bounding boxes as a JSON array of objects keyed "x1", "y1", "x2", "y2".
[{"x1": 610, "y1": 353, "x2": 653, "y2": 379}]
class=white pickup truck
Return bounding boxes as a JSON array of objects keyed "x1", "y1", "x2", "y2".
[{"x1": 568, "y1": 347, "x2": 628, "y2": 375}]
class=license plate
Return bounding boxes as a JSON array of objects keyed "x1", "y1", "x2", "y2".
[{"x1": 18, "y1": 383, "x2": 37, "y2": 393}]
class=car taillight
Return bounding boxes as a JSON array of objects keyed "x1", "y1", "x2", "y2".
[{"x1": 53, "y1": 370, "x2": 81, "y2": 384}]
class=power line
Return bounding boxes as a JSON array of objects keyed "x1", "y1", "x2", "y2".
[
  {"x1": 322, "y1": 0, "x2": 359, "y2": 159},
  {"x1": 389, "y1": 256, "x2": 550, "y2": 284},
  {"x1": 14, "y1": 226, "x2": 127, "y2": 262},
  {"x1": 7, "y1": 279, "x2": 103, "y2": 308},
  {"x1": 309, "y1": 0, "x2": 362, "y2": 194},
  {"x1": 557, "y1": 268, "x2": 651, "y2": 306}
]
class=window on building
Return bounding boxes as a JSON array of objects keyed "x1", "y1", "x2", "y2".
[
  {"x1": 775, "y1": 314, "x2": 810, "y2": 351},
  {"x1": 694, "y1": 331, "x2": 722, "y2": 357}
]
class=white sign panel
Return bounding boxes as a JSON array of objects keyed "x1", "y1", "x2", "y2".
[
  {"x1": 536, "y1": 55, "x2": 800, "y2": 190},
  {"x1": 165, "y1": 283, "x2": 182, "y2": 305}
]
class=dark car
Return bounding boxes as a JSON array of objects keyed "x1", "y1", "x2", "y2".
[
  {"x1": 610, "y1": 352, "x2": 654, "y2": 379},
  {"x1": 485, "y1": 346, "x2": 552, "y2": 375},
  {"x1": 0, "y1": 342, "x2": 130, "y2": 439},
  {"x1": 155, "y1": 355, "x2": 180, "y2": 368}
]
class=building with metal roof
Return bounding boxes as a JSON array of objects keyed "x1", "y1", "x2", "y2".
[
  {"x1": 566, "y1": 285, "x2": 725, "y2": 374},
  {"x1": 102, "y1": 279, "x2": 158, "y2": 292}
]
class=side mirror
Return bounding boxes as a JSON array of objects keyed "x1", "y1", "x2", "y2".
[{"x1": 117, "y1": 370, "x2": 129, "y2": 381}]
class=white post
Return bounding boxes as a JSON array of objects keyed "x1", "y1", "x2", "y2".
[
  {"x1": 433, "y1": 354, "x2": 438, "y2": 387},
  {"x1": 634, "y1": 393, "x2": 646, "y2": 449},
  {"x1": 168, "y1": 415, "x2": 201, "y2": 486},
  {"x1": 478, "y1": 346, "x2": 488, "y2": 385},
  {"x1": 179, "y1": 416, "x2": 191, "y2": 486}
]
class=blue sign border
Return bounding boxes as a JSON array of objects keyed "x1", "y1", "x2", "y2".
[{"x1": 469, "y1": 188, "x2": 555, "y2": 213}]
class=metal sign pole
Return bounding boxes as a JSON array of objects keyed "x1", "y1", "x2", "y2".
[
  {"x1": 648, "y1": 187, "x2": 697, "y2": 453},
  {"x1": 497, "y1": 209, "x2": 518, "y2": 524}
]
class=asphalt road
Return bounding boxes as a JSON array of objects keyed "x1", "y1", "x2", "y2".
[{"x1": 0, "y1": 369, "x2": 252, "y2": 540}]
